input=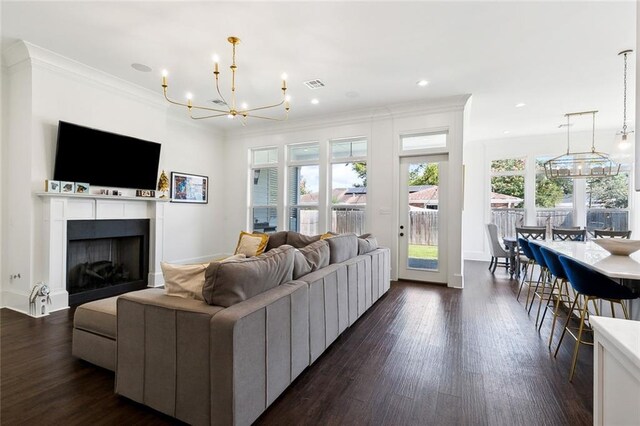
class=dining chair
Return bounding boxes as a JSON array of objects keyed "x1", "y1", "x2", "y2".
[
  {"x1": 485, "y1": 223, "x2": 510, "y2": 273},
  {"x1": 555, "y1": 255, "x2": 636, "y2": 381},
  {"x1": 514, "y1": 226, "x2": 546, "y2": 276},
  {"x1": 552, "y1": 228, "x2": 587, "y2": 242},
  {"x1": 538, "y1": 246, "x2": 573, "y2": 348},
  {"x1": 593, "y1": 229, "x2": 632, "y2": 239}
]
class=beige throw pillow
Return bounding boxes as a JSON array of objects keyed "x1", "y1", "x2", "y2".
[
  {"x1": 162, "y1": 254, "x2": 246, "y2": 301},
  {"x1": 161, "y1": 262, "x2": 208, "y2": 301}
]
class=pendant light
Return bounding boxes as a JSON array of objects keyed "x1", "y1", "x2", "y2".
[
  {"x1": 543, "y1": 110, "x2": 620, "y2": 179},
  {"x1": 617, "y1": 49, "x2": 633, "y2": 149}
]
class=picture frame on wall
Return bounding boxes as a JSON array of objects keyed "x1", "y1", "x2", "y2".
[{"x1": 170, "y1": 172, "x2": 208, "y2": 204}]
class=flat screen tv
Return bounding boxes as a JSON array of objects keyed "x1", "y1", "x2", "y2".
[{"x1": 53, "y1": 121, "x2": 161, "y2": 190}]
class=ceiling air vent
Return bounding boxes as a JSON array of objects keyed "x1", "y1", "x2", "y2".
[
  {"x1": 210, "y1": 99, "x2": 227, "y2": 106},
  {"x1": 303, "y1": 79, "x2": 325, "y2": 90}
]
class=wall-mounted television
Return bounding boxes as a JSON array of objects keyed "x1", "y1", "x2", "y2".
[{"x1": 53, "y1": 121, "x2": 161, "y2": 190}]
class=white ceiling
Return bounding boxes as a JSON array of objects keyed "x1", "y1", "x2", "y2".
[{"x1": 1, "y1": 1, "x2": 636, "y2": 141}]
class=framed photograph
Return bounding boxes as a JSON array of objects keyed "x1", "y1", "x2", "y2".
[
  {"x1": 45, "y1": 180, "x2": 60, "y2": 193},
  {"x1": 171, "y1": 172, "x2": 208, "y2": 204},
  {"x1": 74, "y1": 182, "x2": 90, "y2": 194},
  {"x1": 61, "y1": 181, "x2": 75, "y2": 193}
]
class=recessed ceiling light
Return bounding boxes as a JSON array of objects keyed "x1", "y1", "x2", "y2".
[
  {"x1": 131, "y1": 63, "x2": 152, "y2": 73},
  {"x1": 515, "y1": 103, "x2": 526, "y2": 108},
  {"x1": 417, "y1": 80, "x2": 429, "y2": 87},
  {"x1": 503, "y1": 130, "x2": 511, "y2": 135},
  {"x1": 311, "y1": 99, "x2": 319, "y2": 105}
]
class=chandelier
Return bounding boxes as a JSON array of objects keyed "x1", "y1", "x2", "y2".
[
  {"x1": 616, "y1": 49, "x2": 633, "y2": 149},
  {"x1": 161, "y1": 36, "x2": 290, "y2": 123},
  {"x1": 543, "y1": 110, "x2": 620, "y2": 179}
]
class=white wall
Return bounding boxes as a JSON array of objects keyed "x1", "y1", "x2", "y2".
[
  {"x1": 223, "y1": 96, "x2": 469, "y2": 287},
  {"x1": 1, "y1": 41, "x2": 227, "y2": 312},
  {"x1": 463, "y1": 129, "x2": 637, "y2": 261}
]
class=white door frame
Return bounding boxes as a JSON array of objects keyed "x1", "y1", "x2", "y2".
[{"x1": 398, "y1": 154, "x2": 448, "y2": 283}]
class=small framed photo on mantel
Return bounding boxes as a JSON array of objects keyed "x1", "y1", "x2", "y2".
[{"x1": 171, "y1": 172, "x2": 208, "y2": 204}]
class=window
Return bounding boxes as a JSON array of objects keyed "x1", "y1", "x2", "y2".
[
  {"x1": 586, "y1": 169, "x2": 630, "y2": 232},
  {"x1": 250, "y1": 148, "x2": 278, "y2": 233},
  {"x1": 287, "y1": 143, "x2": 320, "y2": 234},
  {"x1": 535, "y1": 157, "x2": 575, "y2": 234},
  {"x1": 490, "y1": 158, "x2": 526, "y2": 238},
  {"x1": 330, "y1": 138, "x2": 367, "y2": 234},
  {"x1": 401, "y1": 132, "x2": 447, "y2": 151}
]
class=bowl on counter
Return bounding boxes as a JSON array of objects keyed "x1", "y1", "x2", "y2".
[{"x1": 593, "y1": 238, "x2": 640, "y2": 256}]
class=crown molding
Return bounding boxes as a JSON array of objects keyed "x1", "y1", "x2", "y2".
[
  {"x1": 225, "y1": 94, "x2": 471, "y2": 140},
  {"x1": 2, "y1": 40, "x2": 222, "y2": 135}
]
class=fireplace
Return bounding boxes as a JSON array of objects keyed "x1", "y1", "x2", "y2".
[{"x1": 67, "y1": 219, "x2": 150, "y2": 305}]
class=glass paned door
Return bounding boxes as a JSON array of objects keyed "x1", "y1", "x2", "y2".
[{"x1": 398, "y1": 155, "x2": 448, "y2": 283}]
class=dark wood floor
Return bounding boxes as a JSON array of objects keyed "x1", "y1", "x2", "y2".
[{"x1": 1, "y1": 261, "x2": 593, "y2": 425}]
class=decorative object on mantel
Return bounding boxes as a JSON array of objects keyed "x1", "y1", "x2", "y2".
[
  {"x1": 616, "y1": 49, "x2": 633, "y2": 150},
  {"x1": 157, "y1": 170, "x2": 169, "y2": 198},
  {"x1": 61, "y1": 181, "x2": 75, "y2": 193},
  {"x1": 99, "y1": 189, "x2": 123, "y2": 196},
  {"x1": 45, "y1": 180, "x2": 60, "y2": 193},
  {"x1": 543, "y1": 110, "x2": 620, "y2": 179},
  {"x1": 161, "y1": 36, "x2": 290, "y2": 124},
  {"x1": 74, "y1": 182, "x2": 90, "y2": 194},
  {"x1": 171, "y1": 172, "x2": 208, "y2": 204},
  {"x1": 136, "y1": 189, "x2": 155, "y2": 198}
]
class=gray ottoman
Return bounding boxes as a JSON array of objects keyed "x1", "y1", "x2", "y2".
[{"x1": 72, "y1": 296, "x2": 119, "y2": 371}]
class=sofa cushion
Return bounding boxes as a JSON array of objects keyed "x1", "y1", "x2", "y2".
[
  {"x1": 293, "y1": 240, "x2": 330, "y2": 279},
  {"x1": 234, "y1": 231, "x2": 269, "y2": 257},
  {"x1": 162, "y1": 255, "x2": 246, "y2": 301},
  {"x1": 327, "y1": 233, "x2": 358, "y2": 264},
  {"x1": 74, "y1": 296, "x2": 119, "y2": 339},
  {"x1": 357, "y1": 236, "x2": 379, "y2": 255},
  {"x1": 203, "y1": 245, "x2": 295, "y2": 307},
  {"x1": 286, "y1": 232, "x2": 322, "y2": 248},
  {"x1": 264, "y1": 231, "x2": 288, "y2": 251}
]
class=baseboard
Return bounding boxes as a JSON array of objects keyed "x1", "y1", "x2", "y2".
[{"x1": 464, "y1": 251, "x2": 489, "y2": 261}]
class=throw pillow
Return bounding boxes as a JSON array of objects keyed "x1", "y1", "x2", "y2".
[
  {"x1": 357, "y1": 236, "x2": 379, "y2": 255},
  {"x1": 320, "y1": 232, "x2": 338, "y2": 240},
  {"x1": 203, "y1": 245, "x2": 295, "y2": 307},
  {"x1": 162, "y1": 254, "x2": 246, "y2": 301},
  {"x1": 327, "y1": 233, "x2": 359, "y2": 264},
  {"x1": 234, "y1": 231, "x2": 269, "y2": 257},
  {"x1": 161, "y1": 262, "x2": 208, "y2": 301},
  {"x1": 292, "y1": 239, "x2": 330, "y2": 279}
]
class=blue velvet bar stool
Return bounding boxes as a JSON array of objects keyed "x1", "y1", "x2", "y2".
[
  {"x1": 538, "y1": 246, "x2": 573, "y2": 348},
  {"x1": 555, "y1": 255, "x2": 636, "y2": 381},
  {"x1": 516, "y1": 238, "x2": 536, "y2": 304},
  {"x1": 526, "y1": 242, "x2": 553, "y2": 324}
]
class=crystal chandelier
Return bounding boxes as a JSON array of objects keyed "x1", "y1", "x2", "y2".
[
  {"x1": 616, "y1": 49, "x2": 633, "y2": 149},
  {"x1": 161, "y1": 36, "x2": 290, "y2": 123},
  {"x1": 543, "y1": 110, "x2": 620, "y2": 179}
]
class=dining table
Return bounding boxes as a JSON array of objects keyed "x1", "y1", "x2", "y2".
[{"x1": 532, "y1": 240, "x2": 640, "y2": 320}]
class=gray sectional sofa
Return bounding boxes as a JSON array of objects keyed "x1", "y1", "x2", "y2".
[{"x1": 72, "y1": 232, "x2": 390, "y2": 426}]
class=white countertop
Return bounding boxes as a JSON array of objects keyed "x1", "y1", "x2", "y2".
[
  {"x1": 533, "y1": 240, "x2": 640, "y2": 280},
  {"x1": 590, "y1": 316, "x2": 640, "y2": 370}
]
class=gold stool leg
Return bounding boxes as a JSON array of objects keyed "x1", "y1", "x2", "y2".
[
  {"x1": 620, "y1": 300, "x2": 630, "y2": 320},
  {"x1": 536, "y1": 274, "x2": 556, "y2": 328},
  {"x1": 569, "y1": 296, "x2": 590, "y2": 382},
  {"x1": 548, "y1": 279, "x2": 566, "y2": 348},
  {"x1": 554, "y1": 294, "x2": 580, "y2": 358}
]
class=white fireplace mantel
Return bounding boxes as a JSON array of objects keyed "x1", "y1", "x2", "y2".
[{"x1": 38, "y1": 192, "x2": 167, "y2": 314}]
